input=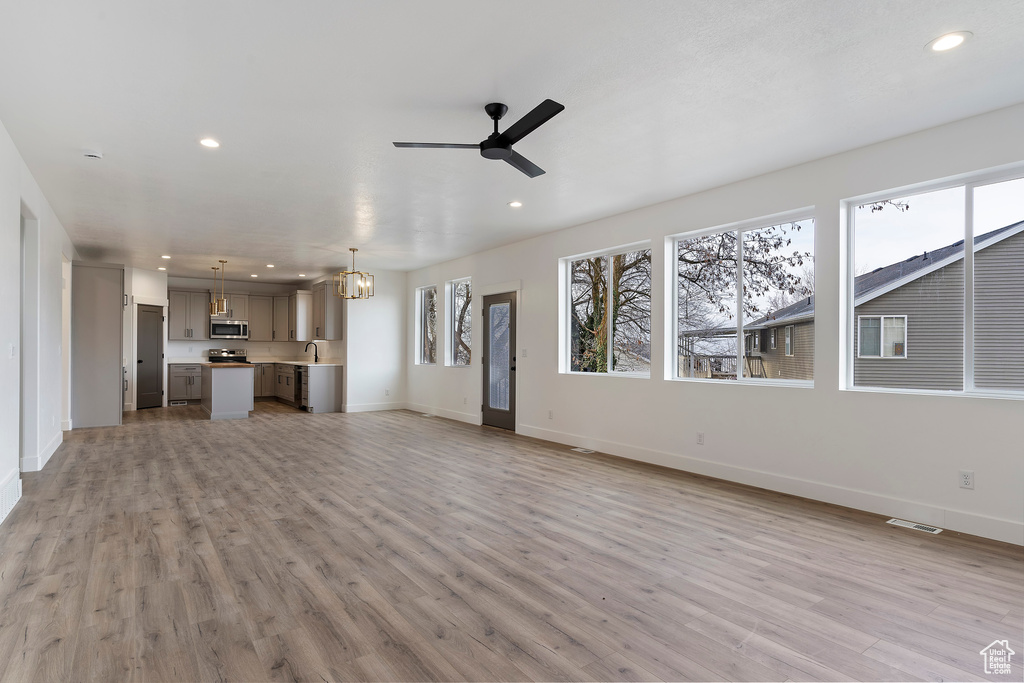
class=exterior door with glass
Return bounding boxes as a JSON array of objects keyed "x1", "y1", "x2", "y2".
[{"x1": 482, "y1": 292, "x2": 516, "y2": 430}]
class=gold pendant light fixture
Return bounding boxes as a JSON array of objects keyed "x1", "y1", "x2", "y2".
[
  {"x1": 209, "y1": 266, "x2": 220, "y2": 315},
  {"x1": 333, "y1": 248, "x2": 374, "y2": 300},
  {"x1": 216, "y1": 259, "x2": 228, "y2": 314}
]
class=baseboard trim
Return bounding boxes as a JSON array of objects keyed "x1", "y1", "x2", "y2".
[
  {"x1": 518, "y1": 423, "x2": 1023, "y2": 546},
  {"x1": 404, "y1": 403, "x2": 481, "y2": 425},
  {"x1": 343, "y1": 401, "x2": 407, "y2": 413},
  {"x1": 21, "y1": 431, "x2": 63, "y2": 473},
  {"x1": 0, "y1": 468, "x2": 22, "y2": 526}
]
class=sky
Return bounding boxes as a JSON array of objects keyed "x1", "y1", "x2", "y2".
[{"x1": 854, "y1": 176, "x2": 1023, "y2": 272}]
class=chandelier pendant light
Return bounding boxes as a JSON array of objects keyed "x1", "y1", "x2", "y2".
[
  {"x1": 209, "y1": 266, "x2": 220, "y2": 315},
  {"x1": 333, "y1": 248, "x2": 374, "y2": 300},
  {"x1": 216, "y1": 259, "x2": 228, "y2": 314}
]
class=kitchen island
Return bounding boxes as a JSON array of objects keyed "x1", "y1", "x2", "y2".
[{"x1": 200, "y1": 362, "x2": 255, "y2": 420}]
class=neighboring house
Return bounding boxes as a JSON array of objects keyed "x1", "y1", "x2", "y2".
[{"x1": 686, "y1": 220, "x2": 1024, "y2": 386}]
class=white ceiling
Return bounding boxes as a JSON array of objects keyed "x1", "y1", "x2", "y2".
[{"x1": 2, "y1": 1, "x2": 1024, "y2": 283}]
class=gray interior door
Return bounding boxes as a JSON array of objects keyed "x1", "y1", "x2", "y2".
[
  {"x1": 482, "y1": 292, "x2": 516, "y2": 430},
  {"x1": 137, "y1": 304, "x2": 163, "y2": 409}
]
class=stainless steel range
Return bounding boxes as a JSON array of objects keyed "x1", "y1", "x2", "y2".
[{"x1": 207, "y1": 348, "x2": 248, "y2": 363}]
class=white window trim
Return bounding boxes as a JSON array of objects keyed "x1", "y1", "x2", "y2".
[
  {"x1": 669, "y1": 207, "x2": 815, "y2": 386},
  {"x1": 561, "y1": 241, "x2": 652, "y2": 377},
  {"x1": 856, "y1": 315, "x2": 908, "y2": 359},
  {"x1": 785, "y1": 325, "x2": 794, "y2": 356},
  {"x1": 770, "y1": 328, "x2": 777, "y2": 350},
  {"x1": 843, "y1": 164, "x2": 1024, "y2": 397},
  {"x1": 445, "y1": 277, "x2": 472, "y2": 368},
  {"x1": 415, "y1": 285, "x2": 437, "y2": 365}
]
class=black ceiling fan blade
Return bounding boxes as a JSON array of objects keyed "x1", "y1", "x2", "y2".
[
  {"x1": 504, "y1": 150, "x2": 545, "y2": 178},
  {"x1": 393, "y1": 142, "x2": 479, "y2": 149},
  {"x1": 497, "y1": 99, "x2": 565, "y2": 146}
]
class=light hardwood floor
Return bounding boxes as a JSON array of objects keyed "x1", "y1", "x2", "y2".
[{"x1": 0, "y1": 405, "x2": 1020, "y2": 682}]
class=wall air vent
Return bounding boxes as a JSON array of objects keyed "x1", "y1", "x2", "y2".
[
  {"x1": 570, "y1": 447, "x2": 595, "y2": 454},
  {"x1": 886, "y1": 518, "x2": 943, "y2": 534}
]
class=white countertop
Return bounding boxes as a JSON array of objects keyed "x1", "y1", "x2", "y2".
[{"x1": 168, "y1": 357, "x2": 342, "y2": 367}]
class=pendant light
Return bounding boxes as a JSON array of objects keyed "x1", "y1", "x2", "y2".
[
  {"x1": 333, "y1": 248, "x2": 374, "y2": 300},
  {"x1": 209, "y1": 266, "x2": 220, "y2": 315},
  {"x1": 217, "y1": 259, "x2": 228, "y2": 314}
]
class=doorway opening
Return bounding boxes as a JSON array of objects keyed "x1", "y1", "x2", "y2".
[
  {"x1": 137, "y1": 304, "x2": 164, "y2": 409},
  {"x1": 481, "y1": 291, "x2": 517, "y2": 430}
]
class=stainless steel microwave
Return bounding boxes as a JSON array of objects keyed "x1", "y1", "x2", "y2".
[{"x1": 210, "y1": 320, "x2": 249, "y2": 339}]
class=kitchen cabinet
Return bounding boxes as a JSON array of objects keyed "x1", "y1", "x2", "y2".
[
  {"x1": 211, "y1": 292, "x2": 248, "y2": 320},
  {"x1": 273, "y1": 296, "x2": 289, "y2": 341},
  {"x1": 168, "y1": 290, "x2": 209, "y2": 340},
  {"x1": 275, "y1": 364, "x2": 296, "y2": 402},
  {"x1": 288, "y1": 290, "x2": 312, "y2": 341},
  {"x1": 311, "y1": 281, "x2": 343, "y2": 340},
  {"x1": 304, "y1": 365, "x2": 344, "y2": 414},
  {"x1": 248, "y1": 296, "x2": 274, "y2": 342},
  {"x1": 252, "y1": 363, "x2": 276, "y2": 397},
  {"x1": 168, "y1": 364, "x2": 202, "y2": 400}
]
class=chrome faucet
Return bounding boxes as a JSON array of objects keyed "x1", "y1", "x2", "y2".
[{"x1": 305, "y1": 341, "x2": 319, "y2": 363}]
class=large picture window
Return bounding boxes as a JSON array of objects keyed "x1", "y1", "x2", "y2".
[
  {"x1": 448, "y1": 278, "x2": 472, "y2": 366},
  {"x1": 566, "y1": 245, "x2": 651, "y2": 374},
  {"x1": 850, "y1": 174, "x2": 1023, "y2": 393},
  {"x1": 417, "y1": 285, "x2": 437, "y2": 365},
  {"x1": 675, "y1": 216, "x2": 814, "y2": 382}
]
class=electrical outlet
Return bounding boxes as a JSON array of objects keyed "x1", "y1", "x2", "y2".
[
  {"x1": 697, "y1": 432, "x2": 705, "y2": 445},
  {"x1": 385, "y1": 388, "x2": 390, "y2": 396},
  {"x1": 463, "y1": 397, "x2": 467, "y2": 404},
  {"x1": 548, "y1": 410, "x2": 553, "y2": 420},
  {"x1": 188, "y1": 345, "x2": 193, "y2": 353},
  {"x1": 959, "y1": 470, "x2": 974, "y2": 490},
  {"x1": 522, "y1": 348, "x2": 528, "y2": 358}
]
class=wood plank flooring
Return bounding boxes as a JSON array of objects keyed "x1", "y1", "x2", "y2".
[{"x1": 0, "y1": 404, "x2": 1020, "y2": 682}]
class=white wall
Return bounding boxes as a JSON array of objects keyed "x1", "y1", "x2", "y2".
[
  {"x1": 339, "y1": 269, "x2": 406, "y2": 412},
  {"x1": 405, "y1": 104, "x2": 1024, "y2": 545},
  {"x1": 0, "y1": 119, "x2": 77, "y2": 490}
]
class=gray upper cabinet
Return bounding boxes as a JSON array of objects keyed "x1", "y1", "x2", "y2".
[
  {"x1": 273, "y1": 296, "x2": 289, "y2": 342},
  {"x1": 289, "y1": 290, "x2": 312, "y2": 341},
  {"x1": 169, "y1": 290, "x2": 210, "y2": 340},
  {"x1": 211, "y1": 292, "x2": 248, "y2": 320},
  {"x1": 249, "y1": 295, "x2": 274, "y2": 342},
  {"x1": 311, "y1": 281, "x2": 343, "y2": 340}
]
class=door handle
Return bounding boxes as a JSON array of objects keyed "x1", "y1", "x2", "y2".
[{"x1": 510, "y1": 366, "x2": 516, "y2": 371}]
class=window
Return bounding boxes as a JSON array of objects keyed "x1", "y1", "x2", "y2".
[
  {"x1": 566, "y1": 245, "x2": 651, "y2": 374},
  {"x1": 850, "y1": 173, "x2": 1023, "y2": 394},
  {"x1": 857, "y1": 316, "x2": 906, "y2": 358},
  {"x1": 447, "y1": 278, "x2": 472, "y2": 366},
  {"x1": 417, "y1": 285, "x2": 437, "y2": 364},
  {"x1": 675, "y1": 215, "x2": 814, "y2": 381}
]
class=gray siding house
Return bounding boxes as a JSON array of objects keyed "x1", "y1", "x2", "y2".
[{"x1": 687, "y1": 221, "x2": 1023, "y2": 387}]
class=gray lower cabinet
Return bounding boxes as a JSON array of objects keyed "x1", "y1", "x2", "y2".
[
  {"x1": 275, "y1": 364, "x2": 295, "y2": 402},
  {"x1": 252, "y1": 363, "x2": 276, "y2": 397},
  {"x1": 168, "y1": 364, "x2": 202, "y2": 401}
]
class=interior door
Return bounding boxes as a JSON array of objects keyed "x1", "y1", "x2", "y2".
[
  {"x1": 137, "y1": 305, "x2": 164, "y2": 408},
  {"x1": 482, "y1": 292, "x2": 516, "y2": 430}
]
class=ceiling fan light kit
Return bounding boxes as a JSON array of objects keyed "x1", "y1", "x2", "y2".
[{"x1": 393, "y1": 99, "x2": 564, "y2": 177}]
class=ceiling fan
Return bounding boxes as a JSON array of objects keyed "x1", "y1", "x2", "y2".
[{"x1": 393, "y1": 99, "x2": 565, "y2": 178}]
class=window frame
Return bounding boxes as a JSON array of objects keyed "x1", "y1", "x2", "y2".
[
  {"x1": 560, "y1": 241, "x2": 652, "y2": 378},
  {"x1": 785, "y1": 325, "x2": 794, "y2": 356},
  {"x1": 416, "y1": 284, "x2": 438, "y2": 365},
  {"x1": 770, "y1": 328, "x2": 777, "y2": 350},
  {"x1": 669, "y1": 207, "x2": 815, "y2": 387},
  {"x1": 856, "y1": 315, "x2": 908, "y2": 359},
  {"x1": 843, "y1": 165, "x2": 1024, "y2": 398},
  {"x1": 446, "y1": 277, "x2": 472, "y2": 367}
]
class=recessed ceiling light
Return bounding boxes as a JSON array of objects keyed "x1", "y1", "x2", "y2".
[
  {"x1": 250, "y1": 274, "x2": 258, "y2": 278},
  {"x1": 508, "y1": 201, "x2": 523, "y2": 208},
  {"x1": 266, "y1": 264, "x2": 274, "y2": 268},
  {"x1": 158, "y1": 267, "x2": 166, "y2": 271},
  {"x1": 298, "y1": 273, "x2": 306, "y2": 277},
  {"x1": 200, "y1": 138, "x2": 220, "y2": 148},
  {"x1": 927, "y1": 31, "x2": 971, "y2": 52},
  {"x1": 161, "y1": 255, "x2": 171, "y2": 259}
]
